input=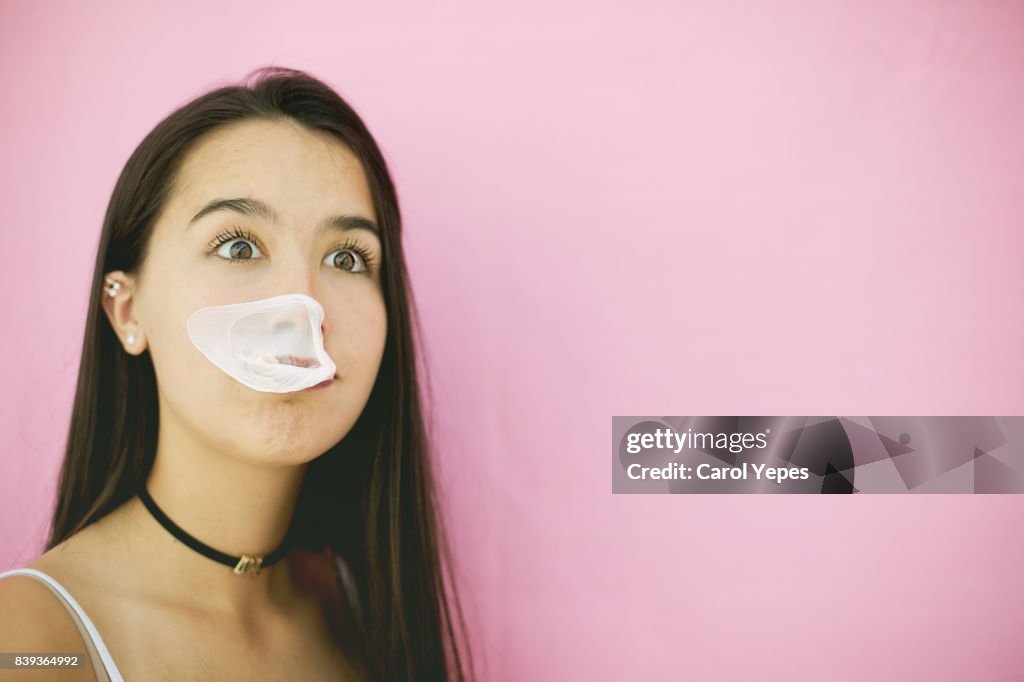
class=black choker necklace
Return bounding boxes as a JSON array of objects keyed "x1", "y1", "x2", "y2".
[{"x1": 137, "y1": 486, "x2": 290, "y2": 576}]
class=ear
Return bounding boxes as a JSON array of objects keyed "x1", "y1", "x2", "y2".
[{"x1": 100, "y1": 270, "x2": 147, "y2": 355}]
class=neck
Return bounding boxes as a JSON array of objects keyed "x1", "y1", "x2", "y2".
[{"x1": 121, "y1": 427, "x2": 309, "y2": 618}]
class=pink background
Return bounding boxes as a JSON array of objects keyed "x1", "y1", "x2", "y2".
[{"x1": 3, "y1": 1, "x2": 1024, "y2": 679}]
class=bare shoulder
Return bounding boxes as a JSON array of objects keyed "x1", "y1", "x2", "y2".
[
  {"x1": 0, "y1": 569, "x2": 95, "y2": 681},
  {"x1": 0, "y1": 531, "x2": 112, "y2": 681},
  {"x1": 0, "y1": 561, "x2": 80, "y2": 643}
]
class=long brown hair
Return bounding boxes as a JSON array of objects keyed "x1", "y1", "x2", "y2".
[{"x1": 46, "y1": 66, "x2": 474, "y2": 682}]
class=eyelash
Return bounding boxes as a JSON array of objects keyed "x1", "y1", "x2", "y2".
[{"x1": 206, "y1": 226, "x2": 377, "y2": 274}]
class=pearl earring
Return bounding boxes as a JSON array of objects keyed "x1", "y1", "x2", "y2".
[
  {"x1": 126, "y1": 335, "x2": 136, "y2": 346},
  {"x1": 104, "y1": 277, "x2": 122, "y2": 298}
]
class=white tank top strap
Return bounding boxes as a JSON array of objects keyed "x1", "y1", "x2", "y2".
[
  {"x1": 0, "y1": 568, "x2": 126, "y2": 681},
  {"x1": 331, "y1": 553, "x2": 362, "y2": 622}
]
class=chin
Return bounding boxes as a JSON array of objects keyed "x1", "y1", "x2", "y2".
[{"x1": 240, "y1": 433, "x2": 335, "y2": 464}]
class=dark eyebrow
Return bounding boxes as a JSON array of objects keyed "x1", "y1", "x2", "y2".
[{"x1": 188, "y1": 196, "x2": 379, "y2": 237}]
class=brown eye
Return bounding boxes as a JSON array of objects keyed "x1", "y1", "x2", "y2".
[
  {"x1": 325, "y1": 249, "x2": 368, "y2": 273},
  {"x1": 228, "y1": 241, "x2": 253, "y2": 259},
  {"x1": 213, "y1": 237, "x2": 263, "y2": 262},
  {"x1": 334, "y1": 251, "x2": 353, "y2": 270},
  {"x1": 208, "y1": 226, "x2": 265, "y2": 264}
]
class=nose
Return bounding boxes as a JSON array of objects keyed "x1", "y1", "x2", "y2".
[
  {"x1": 268, "y1": 301, "x2": 308, "y2": 333},
  {"x1": 264, "y1": 295, "x2": 329, "y2": 368},
  {"x1": 266, "y1": 260, "x2": 329, "y2": 348}
]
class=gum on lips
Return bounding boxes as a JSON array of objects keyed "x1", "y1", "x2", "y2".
[{"x1": 186, "y1": 293, "x2": 336, "y2": 393}]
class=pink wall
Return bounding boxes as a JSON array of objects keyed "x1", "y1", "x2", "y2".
[{"x1": 3, "y1": 0, "x2": 1024, "y2": 679}]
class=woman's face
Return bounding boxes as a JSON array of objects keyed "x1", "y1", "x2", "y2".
[{"x1": 111, "y1": 118, "x2": 388, "y2": 466}]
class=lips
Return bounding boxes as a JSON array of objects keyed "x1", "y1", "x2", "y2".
[
  {"x1": 276, "y1": 355, "x2": 319, "y2": 368},
  {"x1": 305, "y1": 377, "x2": 335, "y2": 390}
]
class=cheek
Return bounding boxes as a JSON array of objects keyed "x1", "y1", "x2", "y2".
[
  {"x1": 145, "y1": 300, "x2": 208, "y2": 389},
  {"x1": 150, "y1": 327, "x2": 241, "y2": 419},
  {"x1": 326, "y1": 298, "x2": 387, "y2": 378},
  {"x1": 146, "y1": 296, "x2": 258, "y2": 425}
]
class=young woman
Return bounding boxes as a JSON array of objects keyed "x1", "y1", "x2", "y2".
[{"x1": 0, "y1": 66, "x2": 473, "y2": 682}]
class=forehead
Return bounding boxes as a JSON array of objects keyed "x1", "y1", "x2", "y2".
[{"x1": 170, "y1": 118, "x2": 375, "y2": 221}]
